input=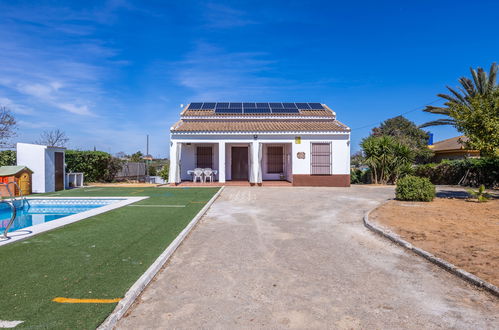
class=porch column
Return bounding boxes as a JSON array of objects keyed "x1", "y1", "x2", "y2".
[
  {"x1": 218, "y1": 142, "x2": 226, "y2": 183},
  {"x1": 250, "y1": 141, "x2": 260, "y2": 184},
  {"x1": 168, "y1": 141, "x2": 178, "y2": 184}
]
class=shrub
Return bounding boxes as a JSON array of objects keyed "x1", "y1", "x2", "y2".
[
  {"x1": 158, "y1": 164, "x2": 169, "y2": 182},
  {"x1": 65, "y1": 150, "x2": 123, "y2": 182},
  {"x1": 350, "y1": 168, "x2": 371, "y2": 184},
  {"x1": 396, "y1": 175, "x2": 435, "y2": 202},
  {"x1": 0, "y1": 150, "x2": 16, "y2": 166},
  {"x1": 361, "y1": 135, "x2": 415, "y2": 184},
  {"x1": 414, "y1": 157, "x2": 499, "y2": 188}
]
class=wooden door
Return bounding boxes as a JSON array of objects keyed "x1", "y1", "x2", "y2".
[
  {"x1": 19, "y1": 172, "x2": 31, "y2": 195},
  {"x1": 231, "y1": 147, "x2": 248, "y2": 180},
  {"x1": 54, "y1": 152, "x2": 64, "y2": 191}
]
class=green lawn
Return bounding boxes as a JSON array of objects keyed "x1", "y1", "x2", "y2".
[{"x1": 0, "y1": 187, "x2": 219, "y2": 329}]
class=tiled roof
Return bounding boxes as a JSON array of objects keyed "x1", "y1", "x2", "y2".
[
  {"x1": 171, "y1": 120, "x2": 350, "y2": 132},
  {"x1": 429, "y1": 135, "x2": 471, "y2": 151}
]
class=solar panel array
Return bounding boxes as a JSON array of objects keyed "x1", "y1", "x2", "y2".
[{"x1": 187, "y1": 102, "x2": 324, "y2": 114}]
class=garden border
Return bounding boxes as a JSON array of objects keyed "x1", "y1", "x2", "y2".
[
  {"x1": 363, "y1": 199, "x2": 499, "y2": 298},
  {"x1": 97, "y1": 186, "x2": 225, "y2": 330}
]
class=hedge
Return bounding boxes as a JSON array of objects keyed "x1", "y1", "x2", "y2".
[
  {"x1": 396, "y1": 175, "x2": 435, "y2": 202},
  {"x1": 65, "y1": 150, "x2": 122, "y2": 182},
  {"x1": 414, "y1": 157, "x2": 498, "y2": 188}
]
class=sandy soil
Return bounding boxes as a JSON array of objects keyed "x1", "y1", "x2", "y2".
[{"x1": 371, "y1": 198, "x2": 499, "y2": 287}]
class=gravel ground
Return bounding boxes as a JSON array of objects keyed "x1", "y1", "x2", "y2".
[{"x1": 117, "y1": 186, "x2": 499, "y2": 329}]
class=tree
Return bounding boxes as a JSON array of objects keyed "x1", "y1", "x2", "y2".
[
  {"x1": 372, "y1": 116, "x2": 432, "y2": 163},
  {"x1": 129, "y1": 151, "x2": 143, "y2": 162},
  {"x1": 0, "y1": 106, "x2": 17, "y2": 148},
  {"x1": 36, "y1": 129, "x2": 69, "y2": 147},
  {"x1": 421, "y1": 63, "x2": 497, "y2": 127},
  {"x1": 361, "y1": 135, "x2": 414, "y2": 184},
  {"x1": 421, "y1": 63, "x2": 499, "y2": 155},
  {"x1": 451, "y1": 90, "x2": 499, "y2": 156}
]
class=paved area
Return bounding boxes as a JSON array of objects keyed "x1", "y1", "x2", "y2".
[{"x1": 118, "y1": 186, "x2": 499, "y2": 329}]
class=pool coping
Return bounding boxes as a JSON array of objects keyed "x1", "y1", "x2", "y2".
[{"x1": 0, "y1": 197, "x2": 148, "y2": 247}]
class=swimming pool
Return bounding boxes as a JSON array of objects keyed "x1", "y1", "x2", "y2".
[{"x1": 0, "y1": 198, "x2": 125, "y2": 233}]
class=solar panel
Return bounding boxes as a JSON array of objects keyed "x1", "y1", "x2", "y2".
[
  {"x1": 201, "y1": 102, "x2": 216, "y2": 109},
  {"x1": 295, "y1": 102, "x2": 311, "y2": 109},
  {"x1": 282, "y1": 103, "x2": 298, "y2": 109},
  {"x1": 215, "y1": 108, "x2": 243, "y2": 114},
  {"x1": 269, "y1": 102, "x2": 283, "y2": 108},
  {"x1": 215, "y1": 102, "x2": 229, "y2": 108},
  {"x1": 188, "y1": 103, "x2": 203, "y2": 110},
  {"x1": 271, "y1": 108, "x2": 300, "y2": 114},
  {"x1": 256, "y1": 102, "x2": 270, "y2": 108},
  {"x1": 308, "y1": 103, "x2": 324, "y2": 109},
  {"x1": 229, "y1": 102, "x2": 242, "y2": 108},
  {"x1": 243, "y1": 102, "x2": 256, "y2": 108},
  {"x1": 244, "y1": 108, "x2": 271, "y2": 114}
]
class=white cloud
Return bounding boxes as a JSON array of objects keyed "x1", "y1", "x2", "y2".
[{"x1": 0, "y1": 97, "x2": 33, "y2": 115}]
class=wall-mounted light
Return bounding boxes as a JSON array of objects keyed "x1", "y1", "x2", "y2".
[{"x1": 253, "y1": 135, "x2": 258, "y2": 140}]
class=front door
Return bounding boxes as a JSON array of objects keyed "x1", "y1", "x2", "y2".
[
  {"x1": 231, "y1": 147, "x2": 248, "y2": 180},
  {"x1": 54, "y1": 152, "x2": 64, "y2": 191}
]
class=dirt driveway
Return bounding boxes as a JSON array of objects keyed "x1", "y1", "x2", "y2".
[{"x1": 117, "y1": 186, "x2": 499, "y2": 329}]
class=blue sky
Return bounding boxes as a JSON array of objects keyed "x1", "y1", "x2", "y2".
[{"x1": 1, "y1": 0, "x2": 498, "y2": 157}]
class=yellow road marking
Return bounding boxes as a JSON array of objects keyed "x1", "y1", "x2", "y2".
[{"x1": 52, "y1": 297, "x2": 121, "y2": 304}]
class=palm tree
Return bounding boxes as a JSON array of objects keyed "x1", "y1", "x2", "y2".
[{"x1": 420, "y1": 63, "x2": 497, "y2": 127}]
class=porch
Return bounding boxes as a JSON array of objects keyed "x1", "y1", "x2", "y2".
[{"x1": 169, "y1": 141, "x2": 293, "y2": 185}]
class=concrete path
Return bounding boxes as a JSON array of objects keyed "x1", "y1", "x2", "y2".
[{"x1": 118, "y1": 186, "x2": 499, "y2": 329}]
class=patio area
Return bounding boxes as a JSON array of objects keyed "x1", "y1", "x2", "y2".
[{"x1": 167, "y1": 180, "x2": 293, "y2": 187}]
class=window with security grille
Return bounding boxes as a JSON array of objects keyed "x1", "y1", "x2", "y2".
[
  {"x1": 196, "y1": 146, "x2": 213, "y2": 168},
  {"x1": 267, "y1": 146, "x2": 284, "y2": 173},
  {"x1": 311, "y1": 142, "x2": 332, "y2": 175}
]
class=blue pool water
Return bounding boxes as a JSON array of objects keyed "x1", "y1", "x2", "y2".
[{"x1": 0, "y1": 199, "x2": 124, "y2": 233}]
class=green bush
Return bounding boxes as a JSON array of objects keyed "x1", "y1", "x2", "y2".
[
  {"x1": 395, "y1": 175, "x2": 435, "y2": 202},
  {"x1": 414, "y1": 157, "x2": 498, "y2": 188},
  {"x1": 65, "y1": 150, "x2": 123, "y2": 182},
  {"x1": 350, "y1": 168, "x2": 371, "y2": 184},
  {"x1": 158, "y1": 164, "x2": 169, "y2": 182},
  {"x1": 0, "y1": 150, "x2": 16, "y2": 166}
]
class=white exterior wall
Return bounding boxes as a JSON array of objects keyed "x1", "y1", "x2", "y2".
[
  {"x1": 179, "y1": 143, "x2": 218, "y2": 181},
  {"x1": 169, "y1": 132, "x2": 350, "y2": 183},
  {"x1": 16, "y1": 143, "x2": 65, "y2": 193}
]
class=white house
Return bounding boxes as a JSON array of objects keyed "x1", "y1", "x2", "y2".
[
  {"x1": 168, "y1": 102, "x2": 351, "y2": 187},
  {"x1": 16, "y1": 143, "x2": 66, "y2": 193}
]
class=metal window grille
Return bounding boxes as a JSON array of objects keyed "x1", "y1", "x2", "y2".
[
  {"x1": 267, "y1": 146, "x2": 284, "y2": 173},
  {"x1": 196, "y1": 146, "x2": 213, "y2": 168},
  {"x1": 311, "y1": 142, "x2": 332, "y2": 175}
]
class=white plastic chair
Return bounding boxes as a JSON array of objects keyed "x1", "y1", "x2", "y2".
[
  {"x1": 193, "y1": 168, "x2": 204, "y2": 183},
  {"x1": 203, "y1": 168, "x2": 214, "y2": 183}
]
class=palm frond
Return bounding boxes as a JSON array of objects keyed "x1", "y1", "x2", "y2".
[
  {"x1": 422, "y1": 106, "x2": 450, "y2": 115},
  {"x1": 470, "y1": 67, "x2": 483, "y2": 94},
  {"x1": 459, "y1": 77, "x2": 476, "y2": 96},
  {"x1": 487, "y1": 62, "x2": 497, "y2": 93},
  {"x1": 419, "y1": 118, "x2": 456, "y2": 128},
  {"x1": 446, "y1": 87, "x2": 467, "y2": 104},
  {"x1": 438, "y1": 92, "x2": 461, "y2": 104}
]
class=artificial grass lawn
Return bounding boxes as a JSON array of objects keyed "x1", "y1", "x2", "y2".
[{"x1": 0, "y1": 187, "x2": 219, "y2": 329}]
